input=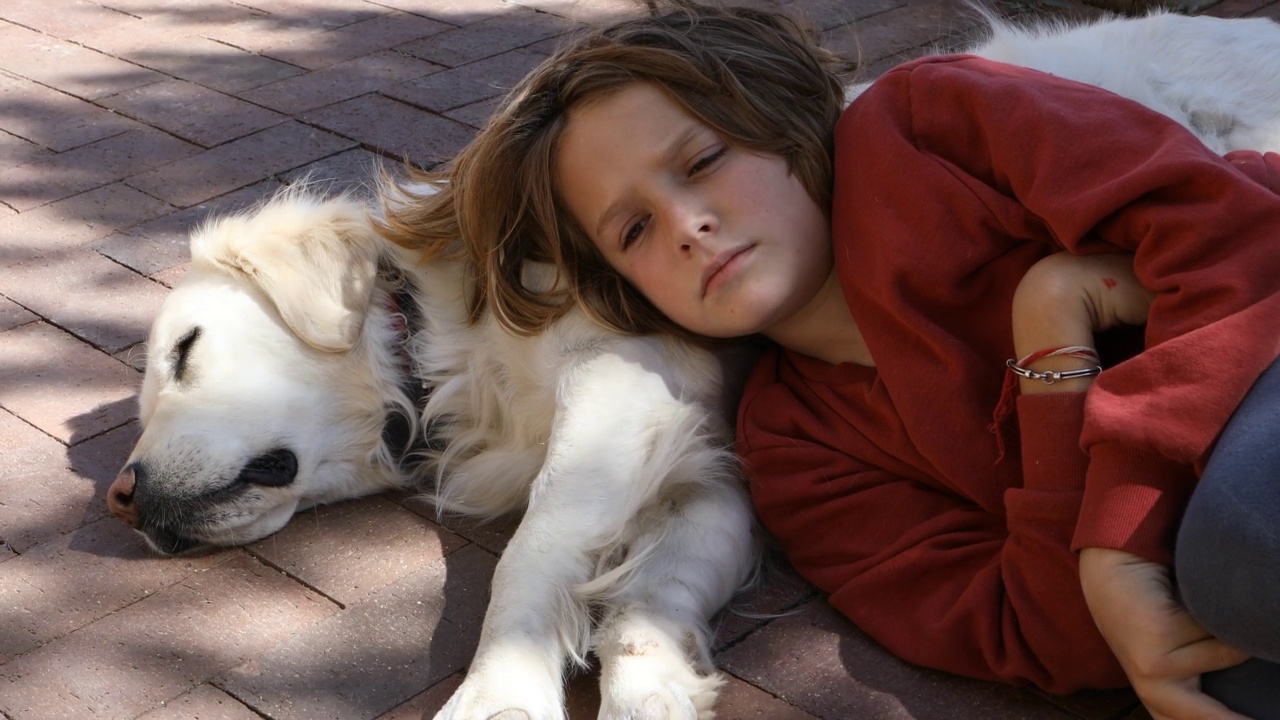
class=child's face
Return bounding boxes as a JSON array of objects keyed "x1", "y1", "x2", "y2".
[{"x1": 556, "y1": 82, "x2": 832, "y2": 339}]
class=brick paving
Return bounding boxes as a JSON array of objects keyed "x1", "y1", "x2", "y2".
[{"x1": 2, "y1": 0, "x2": 1278, "y2": 718}]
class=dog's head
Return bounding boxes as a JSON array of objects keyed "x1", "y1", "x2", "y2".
[{"x1": 110, "y1": 193, "x2": 408, "y2": 554}]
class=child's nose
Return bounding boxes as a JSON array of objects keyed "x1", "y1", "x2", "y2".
[
  {"x1": 674, "y1": 208, "x2": 718, "y2": 253},
  {"x1": 679, "y1": 223, "x2": 714, "y2": 252}
]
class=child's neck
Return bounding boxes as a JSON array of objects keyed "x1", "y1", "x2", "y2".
[{"x1": 766, "y1": 269, "x2": 873, "y2": 367}]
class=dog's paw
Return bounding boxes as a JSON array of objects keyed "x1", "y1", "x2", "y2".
[
  {"x1": 598, "y1": 655, "x2": 723, "y2": 720},
  {"x1": 600, "y1": 684, "x2": 696, "y2": 720},
  {"x1": 431, "y1": 662, "x2": 565, "y2": 720}
]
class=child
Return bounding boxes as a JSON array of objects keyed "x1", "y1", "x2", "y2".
[{"x1": 380, "y1": 2, "x2": 1280, "y2": 718}]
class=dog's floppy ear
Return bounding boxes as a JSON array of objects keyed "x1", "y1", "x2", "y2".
[{"x1": 192, "y1": 196, "x2": 380, "y2": 352}]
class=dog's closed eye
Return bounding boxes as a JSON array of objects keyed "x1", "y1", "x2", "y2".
[{"x1": 171, "y1": 327, "x2": 201, "y2": 384}]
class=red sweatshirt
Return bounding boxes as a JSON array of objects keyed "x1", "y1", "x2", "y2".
[{"x1": 737, "y1": 55, "x2": 1280, "y2": 693}]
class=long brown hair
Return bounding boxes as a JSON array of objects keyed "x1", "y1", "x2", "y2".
[{"x1": 378, "y1": 1, "x2": 856, "y2": 338}]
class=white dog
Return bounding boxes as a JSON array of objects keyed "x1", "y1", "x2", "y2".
[
  {"x1": 968, "y1": 10, "x2": 1280, "y2": 154},
  {"x1": 109, "y1": 185, "x2": 758, "y2": 719},
  {"x1": 108, "y1": 10, "x2": 1280, "y2": 720}
]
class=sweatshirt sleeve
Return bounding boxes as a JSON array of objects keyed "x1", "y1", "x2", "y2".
[
  {"x1": 738, "y1": 365, "x2": 1124, "y2": 693},
  {"x1": 850, "y1": 56, "x2": 1280, "y2": 564}
]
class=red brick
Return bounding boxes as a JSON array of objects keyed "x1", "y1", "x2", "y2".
[
  {"x1": 363, "y1": 0, "x2": 515, "y2": 25},
  {"x1": 68, "y1": 411, "x2": 139, "y2": 469},
  {"x1": 0, "y1": 409, "x2": 75, "y2": 550},
  {"x1": 196, "y1": 8, "x2": 337, "y2": 56},
  {"x1": 716, "y1": 674, "x2": 824, "y2": 719},
  {"x1": 0, "y1": 249, "x2": 169, "y2": 353},
  {"x1": 0, "y1": 72, "x2": 142, "y2": 152},
  {"x1": 566, "y1": 667, "x2": 602, "y2": 718},
  {"x1": 442, "y1": 95, "x2": 501, "y2": 129},
  {"x1": 0, "y1": 126, "x2": 50, "y2": 168},
  {"x1": 376, "y1": 672, "x2": 463, "y2": 719},
  {"x1": 712, "y1": 563, "x2": 817, "y2": 652},
  {"x1": 247, "y1": 495, "x2": 468, "y2": 607},
  {"x1": 0, "y1": 0, "x2": 138, "y2": 42},
  {"x1": 261, "y1": 11, "x2": 453, "y2": 70},
  {"x1": 0, "y1": 294, "x2": 36, "y2": 331},
  {"x1": 135, "y1": 684, "x2": 263, "y2": 720},
  {"x1": 95, "y1": 180, "x2": 284, "y2": 277},
  {"x1": 717, "y1": 599, "x2": 1100, "y2": 719},
  {"x1": 0, "y1": 554, "x2": 334, "y2": 720},
  {"x1": 240, "y1": 50, "x2": 444, "y2": 113},
  {"x1": 110, "y1": 34, "x2": 304, "y2": 94},
  {"x1": 1204, "y1": 0, "x2": 1267, "y2": 15},
  {"x1": 0, "y1": 183, "x2": 174, "y2": 268},
  {"x1": 151, "y1": 263, "x2": 189, "y2": 289},
  {"x1": 88, "y1": 0, "x2": 251, "y2": 18},
  {"x1": 227, "y1": 0, "x2": 389, "y2": 28},
  {"x1": 0, "y1": 23, "x2": 165, "y2": 101},
  {"x1": 510, "y1": 0, "x2": 647, "y2": 22},
  {"x1": 125, "y1": 121, "x2": 355, "y2": 208},
  {"x1": 4, "y1": 128, "x2": 200, "y2": 212},
  {"x1": 823, "y1": 0, "x2": 979, "y2": 65},
  {"x1": 777, "y1": 0, "x2": 907, "y2": 29},
  {"x1": 114, "y1": 343, "x2": 148, "y2": 372},
  {"x1": 0, "y1": 412, "x2": 139, "y2": 553},
  {"x1": 0, "y1": 322, "x2": 139, "y2": 443},
  {"x1": 281, "y1": 148, "x2": 393, "y2": 196},
  {"x1": 398, "y1": 7, "x2": 573, "y2": 67},
  {"x1": 99, "y1": 79, "x2": 286, "y2": 147},
  {"x1": 860, "y1": 48, "x2": 923, "y2": 83},
  {"x1": 304, "y1": 94, "x2": 476, "y2": 166},
  {"x1": 218, "y1": 544, "x2": 496, "y2": 719},
  {"x1": 102, "y1": 0, "x2": 268, "y2": 39},
  {"x1": 1248, "y1": 0, "x2": 1280, "y2": 17},
  {"x1": 74, "y1": 2, "x2": 262, "y2": 55},
  {"x1": 0, "y1": 517, "x2": 231, "y2": 664},
  {"x1": 383, "y1": 47, "x2": 547, "y2": 112},
  {"x1": 400, "y1": 494, "x2": 519, "y2": 555}
]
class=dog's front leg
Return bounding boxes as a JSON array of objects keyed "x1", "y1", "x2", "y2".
[
  {"x1": 433, "y1": 513, "x2": 586, "y2": 720},
  {"x1": 590, "y1": 470, "x2": 756, "y2": 720},
  {"x1": 435, "y1": 337, "x2": 752, "y2": 720},
  {"x1": 435, "y1": 345, "x2": 669, "y2": 720}
]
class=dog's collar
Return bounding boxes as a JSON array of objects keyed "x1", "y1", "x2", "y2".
[{"x1": 377, "y1": 260, "x2": 435, "y2": 465}]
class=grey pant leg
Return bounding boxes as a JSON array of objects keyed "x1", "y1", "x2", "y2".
[
  {"x1": 1175, "y1": 358, "x2": 1280, "y2": 718},
  {"x1": 1200, "y1": 659, "x2": 1280, "y2": 720}
]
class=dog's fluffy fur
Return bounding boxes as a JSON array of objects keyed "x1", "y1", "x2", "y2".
[
  {"x1": 112, "y1": 10, "x2": 1280, "y2": 720},
  {"x1": 936, "y1": 10, "x2": 1280, "y2": 154}
]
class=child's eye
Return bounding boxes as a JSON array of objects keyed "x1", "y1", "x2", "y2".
[
  {"x1": 621, "y1": 216, "x2": 649, "y2": 250},
  {"x1": 688, "y1": 147, "x2": 726, "y2": 177}
]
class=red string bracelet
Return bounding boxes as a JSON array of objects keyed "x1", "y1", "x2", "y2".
[
  {"x1": 989, "y1": 345, "x2": 1102, "y2": 461},
  {"x1": 1005, "y1": 345, "x2": 1102, "y2": 384}
]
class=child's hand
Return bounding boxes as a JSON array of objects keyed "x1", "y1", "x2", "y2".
[
  {"x1": 1079, "y1": 548, "x2": 1251, "y2": 720},
  {"x1": 1011, "y1": 252, "x2": 1153, "y2": 394}
]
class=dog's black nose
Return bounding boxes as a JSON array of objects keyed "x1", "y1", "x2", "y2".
[{"x1": 237, "y1": 448, "x2": 298, "y2": 487}]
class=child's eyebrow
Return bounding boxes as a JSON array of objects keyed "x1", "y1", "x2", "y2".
[{"x1": 595, "y1": 125, "x2": 703, "y2": 239}]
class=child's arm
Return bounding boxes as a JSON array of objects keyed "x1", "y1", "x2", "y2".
[
  {"x1": 738, "y1": 351, "x2": 1128, "y2": 694},
  {"x1": 1011, "y1": 252, "x2": 1153, "y2": 395},
  {"x1": 1012, "y1": 252, "x2": 1249, "y2": 719}
]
